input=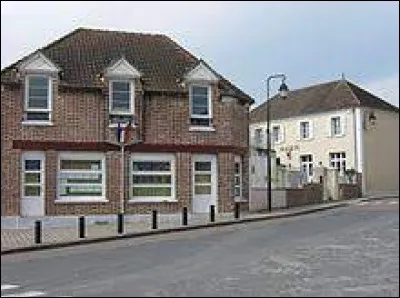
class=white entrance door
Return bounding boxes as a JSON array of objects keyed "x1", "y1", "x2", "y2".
[
  {"x1": 21, "y1": 152, "x2": 45, "y2": 216},
  {"x1": 192, "y1": 154, "x2": 217, "y2": 213},
  {"x1": 300, "y1": 154, "x2": 313, "y2": 183}
]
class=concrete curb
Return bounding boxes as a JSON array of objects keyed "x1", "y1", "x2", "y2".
[
  {"x1": 1, "y1": 202, "x2": 349, "y2": 255},
  {"x1": 359, "y1": 195, "x2": 399, "y2": 202}
]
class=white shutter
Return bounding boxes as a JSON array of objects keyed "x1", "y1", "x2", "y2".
[
  {"x1": 309, "y1": 120, "x2": 314, "y2": 139},
  {"x1": 280, "y1": 124, "x2": 285, "y2": 143},
  {"x1": 341, "y1": 115, "x2": 346, "y2": 136}
]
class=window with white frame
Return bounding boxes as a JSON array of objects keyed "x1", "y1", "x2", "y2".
[
  {"x1": 109, "y1": 80, "x2": 134, "y2": 124},
  {"x1": 190, "y1": 85, "x2": 211, "y2": 126},
  {"x1": 57, "y1": 153, "x2": 106, "y2": 201},
  {"x1": 330, "y1": 116, "x2": 342, "y2": 136},
  {"x1": 25, "y1": 75, "x2": 51, "y2": 122},
  {"x1": 22, "y1": 153, "x2": 45, "y2": 198},
  {"x1": 329, "y1": 152, "x2": 346, "y2": 173},
  {"x1": 234, "y1": 155, "x2": 242, "y2": 200},
  {"x1": 299, "y1": 121, "x2": 312, "y2": 139},
  {"x1": 130, "y1": 153, "x2": 176, "y2": 201},
  {"x1": 272, "y1": 125, "x2": 284, "y2": 144}
]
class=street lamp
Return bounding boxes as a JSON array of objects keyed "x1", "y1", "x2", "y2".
[{"x1": 266, "y1": 74, "x2": 289, "y2": 212}]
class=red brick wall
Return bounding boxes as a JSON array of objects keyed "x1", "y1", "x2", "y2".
[{"x1": 1, "y1": 77, "x2": 250, "y2": 216}]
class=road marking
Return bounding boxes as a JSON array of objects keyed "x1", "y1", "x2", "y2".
[
  {"x1": 1, "y1": 285, "x2": 19, "y2": 291},
  {"x1": 1, "y1": 291, "x2": 45, "y2": 297},
  {"x1": 372, "y1": 201, "x2": 382, "y2": 205},
  {"x1": 389, "y1": 201, "x2": 398, "y2": 205}
]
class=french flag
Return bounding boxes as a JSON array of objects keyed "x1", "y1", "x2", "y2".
[{"x1": 116, "y1": 121, "x2": 134, "y2": 144}]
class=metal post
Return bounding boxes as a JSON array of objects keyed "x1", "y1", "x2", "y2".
[
  {"x1": 234, "y1": 202, "x2": 240, "y2": 219},
  {"x1": 34, "y1": 220, "x2": 41, "y2": 244},
  {"x1": 210, "y1": 205, "x2": 215, "y2": 222},
  {"x1": 120, "y1": 144, "x2": 125, "y2": 214},
  {"x1": 152, "y1": 210, "x2": 158, "y2": 229},
  {"x1": 267, "y1": 77, "x2": 272, "y2": 212},
  {"x1": 117, "y1": 212, "x2": 124, "y2": 234},
  {"x1": 78, "y1": 216, "x2": 85, "y2": 238},
  {"x1": 182, "y1": 207, "x2": 188, "y2": 226}
]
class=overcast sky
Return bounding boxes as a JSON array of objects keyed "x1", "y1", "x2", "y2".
[{"x1": 1, "y1": 1, "x2": 399, "y2": 107}]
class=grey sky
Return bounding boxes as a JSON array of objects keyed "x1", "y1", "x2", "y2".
[{"x1": 1, "y1": 1, "x2": 399, "y2": 107}]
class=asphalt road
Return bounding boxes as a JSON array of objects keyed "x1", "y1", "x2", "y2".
[{"x1": 1, "y1": 198, "x2": 399, "y2": 297}]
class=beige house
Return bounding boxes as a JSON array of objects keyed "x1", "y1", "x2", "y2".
[{"x1": 250, "y1": 78, "x2": 399, "y2": 197}]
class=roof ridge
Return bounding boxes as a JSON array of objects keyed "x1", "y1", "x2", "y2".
[{"x1": 74, "y1": 27, "x2": 168, "y2": 37}]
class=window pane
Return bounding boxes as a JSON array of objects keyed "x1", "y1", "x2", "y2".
[
  {"x1": 61, "y1": 173, "x2": 102, "y2": 184},
  {"x1": 59, "y1": 185, "x2": 102, "y2": 196},
  {"x1": 29, "y1": 76, "x2": 48, "y2": 87},
  {"x1": 195, "y1": 162, "x2": 211, "y2": 171},
  {"x1": 25, "y1": 160, "x2": 41, "y2": 170},
  {"x1": 234, "y1": 163, "x2": 240, "y2": 174},
  {"x1": 192, "y1": 106, "x2": 208, "y2": 115},
  {"x1": 28, "y1": 97, "x2": 48, "y2": 109},
  {"x1": 132, "y1": 161, "x2": 170, "y2": 172},
  {"x1": 234, "y1": 187, "x2": 241, "y2": 197},
  {"x1": 195, "y1": 174, "x2": 211, "y2": 183},
  {"x1": 25, "y1": 173, "x2": 40, "y2": 183},
  {"x1": 195, "y1": 185, "x2": 211, "y2": 195},
  {"x1": 190, "y1": 118, "x2": 210, "y2": 126},
  {"x1": 29, "y1": 87, "x2": 48, "y2": 98},
  {"x1": 132, "y1": 175, "x2": 171, "y2": 184},
  {"x1": 112, "y1": 81, "x2": 130, "y2": 92},
  {"x1": 26, "y1": 112, "x2": 50, "y2": 121},
  {"x1": 192, "y1": 86, "x2": 208, "y2": 96},
  {"x1": 112, "y1": 92, "x2": 130, "y2": 110},
  {"x1": 60, "y1": 160, "x2": 101, "y2": 171},
  {"x1": 24, "y1": 185, "x2": 40, "y2": 196},
  {"x1": 132, "y1": 187, "x2": 171, "y2": 197}
]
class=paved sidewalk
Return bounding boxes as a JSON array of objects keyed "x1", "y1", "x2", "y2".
[{"x1": 1, "y1": 200, "x2": 356, "y2": 254}]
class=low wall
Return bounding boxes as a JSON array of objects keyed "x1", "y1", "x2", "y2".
[
  {"x1": 339, "y1": 184, "x2": 360, "y2": 200},
  {"x1": 286, "y1": 183, "x2": 323, "y2": 208}
]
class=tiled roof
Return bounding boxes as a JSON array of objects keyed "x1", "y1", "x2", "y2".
[
  {"x1": 1, "y1": 28, "x2": 253, "y2": 103},
  {"x1": 250, "y1": 79, "x2": 398, "y2": 123}
]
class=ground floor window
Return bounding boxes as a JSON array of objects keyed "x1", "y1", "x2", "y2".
[
  {"x1": 57, "y1": 153, "x2": 106, "y2": 201},
  {"x1": 130, "y1": 153, "x2": 176, "y2": 202},
  {"x1": 329, "y1": 152, "x2": 346, "y2": 173}
]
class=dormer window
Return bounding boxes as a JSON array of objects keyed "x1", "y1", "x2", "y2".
[
  {"x1": 109, "y1": 81, "x2": 134, "y2": 124},
  {"x1": 190, "y1": 85, "x2": 212, "y2": 126},
  {"x1": 103, "y1": 57, "x2": 141, "y2": 125},
  {"x1": 25, "y1": 75, "x2": 51, "y2": 122}
]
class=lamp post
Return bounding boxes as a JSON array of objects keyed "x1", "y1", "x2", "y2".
[{"x1": 266, "y1": 74, "x2": 288, "y2": 212}]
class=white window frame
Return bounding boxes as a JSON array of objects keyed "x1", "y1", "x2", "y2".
[
  {"x1": 56, "y1": 152, "x2": 107, "y2": 202},
  {"x1": 21, "y1": 152, "x2": 45, "y2": 199},
  {"x1": 272, "y1": 124, "x2": 284, "y2": 144},
  {"x1": 329, "y1": 152, "x2": 347, "y2": 173},
  {"x1": 299, "y1": 120, "x2": 313, "y2": 140},
  {"x1": 108, "y1": 80, "x2": 135, "y2": 127},
  {"x1": 330, "y1": 115, "x2": 345, "y2": 137},
  {"x1": 234, "y1": 155, "x2": 243, "y2": 201},
  {"x1": 23, "y1": 75, "x2": 52, "y2": 124},
  {"x1": 189, "y1": 84, "x2": 213, "y2": 127},
  {"x1": 129, "y1": 153, "x2": 176, "y2": 202}
]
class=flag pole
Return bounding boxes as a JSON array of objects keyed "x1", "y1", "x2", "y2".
[{"x1": 120, "y1": 143, "x2": 125, "y2": 214}]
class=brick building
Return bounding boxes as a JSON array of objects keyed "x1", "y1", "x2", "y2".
[{"x1": 1, "y1": 28, "x2": 253, "y2": 216}]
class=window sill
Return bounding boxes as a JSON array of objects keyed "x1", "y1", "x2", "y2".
[
  {"x1": 55, "y1": 199, "x2": 108, "y2": 203},
  {"x1": 22, "y1": 121, "x2": 54, "y2": 126},
  {"x1": 234, "y1": 198, "x2": 248, "y2": 203},
  {"x1": 189, "y1": 126, "x2": 216, "y2": 132},
  {"x1": 128, "y1": 198, "x2": 178, "y2": 203},
  {"x1": 299, "y1": 137, "x2": 314, "y2": 141},
  {"x1": 329, "y1": 134, "x2": 345, "y2": 138}
]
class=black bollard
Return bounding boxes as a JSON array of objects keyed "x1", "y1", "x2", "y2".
[
  {"x1": 152, "y1": 210, "x2": 158, "y2": 229},
  {"x1": 78, "y1": 216, "x2": 85, "y2": 238},
  {"x1": 117, "y1": 213, "x2": 124, "y2": 234},
  {"x1": 34, "y1": 220, "x2": 41, "y2": 244},
  {"x1": 210, "y1": 205, "x2": 215, "y2": 222},
  {"x1": 182, "y1": 207, "x2": 188, "y2": 226},
  {"x1": 235, "y1": 202, "x2": 240, "y2": 219}
]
